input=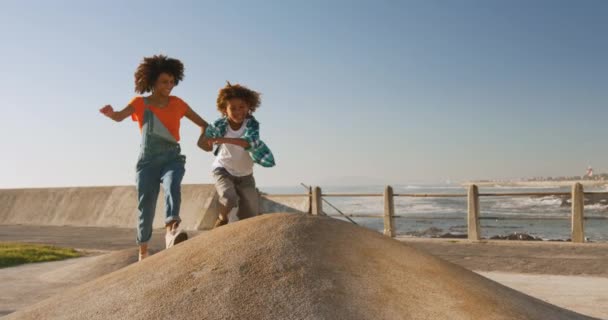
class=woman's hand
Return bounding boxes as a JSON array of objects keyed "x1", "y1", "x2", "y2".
[
  {"x1": 197, "y1": 135, "x2": 215, "y2": 152},
  {"x1": 100, "y1": 105, "x2": 114, "y2": 117},
  {"x1": 99, "y1": 104, "x2": 134, "y2": 122}
]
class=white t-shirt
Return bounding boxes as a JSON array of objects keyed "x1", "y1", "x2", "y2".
[{"x1": 212, "y1": 119, "x2": 254, "y2": 177}]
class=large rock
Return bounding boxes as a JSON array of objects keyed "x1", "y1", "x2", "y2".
[{"x1": 6, "y1": 214, "x2": 592, "y2": 320}]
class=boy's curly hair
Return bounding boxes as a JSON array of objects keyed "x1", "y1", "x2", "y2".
[
  {"x1": 134, "y1": 55, "x2": 184, "y2": 94},
  {"x1": 216, "y1": 82, "x2": 261, "y2": 114}
]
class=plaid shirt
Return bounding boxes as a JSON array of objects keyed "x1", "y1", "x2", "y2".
[{"x1": 205, "y1": 116, "x2": 275, "y2": 168}]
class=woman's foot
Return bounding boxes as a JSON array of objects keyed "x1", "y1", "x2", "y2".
[{"x1": 165, "y1": 229, "x2": 188, "y2": 249}]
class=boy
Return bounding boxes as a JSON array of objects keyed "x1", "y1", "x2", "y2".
[{"x1": 198, "y1": 82, "x2": 275, "y2": 228}]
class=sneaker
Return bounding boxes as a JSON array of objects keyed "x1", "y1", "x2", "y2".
[
  {"x1": 213, "y1": 216, "x2": 228, "y2": 229},
  {"x1": 165, "y1": 229, "x2": 188, "y2": 249}
]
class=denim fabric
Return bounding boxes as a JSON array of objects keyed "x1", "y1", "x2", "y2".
[{"x1": 135, "y1": 109, "x2": 186, "y2": 244}]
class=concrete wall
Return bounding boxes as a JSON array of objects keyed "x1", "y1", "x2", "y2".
[
  {"x1": 0, "y1": 185, "x2": 309, "y2": 231},
  {"x1": 194, "y1": 194, "x2": 309, "y2": 230}
]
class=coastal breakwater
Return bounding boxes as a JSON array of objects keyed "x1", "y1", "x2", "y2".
[{"x1": 0, "y1": 185, "x2": 308, "y2": 230}]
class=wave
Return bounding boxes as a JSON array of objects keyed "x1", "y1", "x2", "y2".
[
  {"x1": 489, "y1": 196, "x2": 563, "y2": 210},
  {"x1": 395, "y1": 185, "x2": 466, "y2": 190},
  {"x1": 584, "y1": 203, "x2": 608, "y2": 211},
  {"x1": 306, "y1": 186, "x2": 608, "y2": 219},
  {"x1": 482, "y1": 185, "x2": 564, "y2": 190}
]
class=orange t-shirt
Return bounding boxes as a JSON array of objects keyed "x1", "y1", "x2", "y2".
[{"x1": 130, "y1": 96, "x2": 188, "y2": 141}]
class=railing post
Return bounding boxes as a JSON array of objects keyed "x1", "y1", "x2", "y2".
[
  {"x1": 467, "y1": 184, "x2": 480, "y2": 241},
  {"x1": 383, "y1": 185, "x2": 395, "y2": 237},
  {"x1": 311, "y1": 186, "x2": 322, "y2": 215},
  {"x1": 307, "y1": 186, "x2": 312, "y2": 214},
  {"x1": 571, "y1": 183, "x2": 585, "y2": 243}
]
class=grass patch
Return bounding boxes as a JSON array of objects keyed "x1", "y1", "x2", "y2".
[{"x1": 0, "y1": 242, "x2": 82, "y2": 268}]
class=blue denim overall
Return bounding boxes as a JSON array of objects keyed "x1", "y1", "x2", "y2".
[{"x1": 135, "y1": 104, "x2": 186, "y2": 245}]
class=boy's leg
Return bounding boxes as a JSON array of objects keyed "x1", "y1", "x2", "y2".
[
  {"x1": 217, "y1": 204, "x2": 232, "y2": 226},
  {"x1": 213, "y1": 168, "x2": 238, "y2": 227},
  {"x1": 161, "y1": 157, "x2": 187, "y2": 248},
  {"x1": 136, "y1": 164, "x2": 161, "y2": 248},
  {"x1": 236, "y1": 174, "x2": 259, "y2": 220}
]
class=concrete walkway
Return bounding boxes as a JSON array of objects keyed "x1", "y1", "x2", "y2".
[
  {"x1": 0, "y1": 256, "x2": 101, "y2": 317},
  {"x1": 479, "y1": 272, "x2": 608, "y2": 319}
]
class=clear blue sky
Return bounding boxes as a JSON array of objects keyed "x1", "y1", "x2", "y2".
[{"x1": 1, "y1": 0, "x2": 607, "y2": 188}]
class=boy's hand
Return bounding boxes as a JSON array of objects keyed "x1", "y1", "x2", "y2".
[{"x1": 100, "y1": 105, "x2": 114, "y2": 117}]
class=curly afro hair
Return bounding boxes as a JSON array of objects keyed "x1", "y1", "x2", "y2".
[
  {"x1": 134, "y1": 55, "x2": 184, "y2": 94},
  {"x1": 216, "y1": 81, "x2": 261, "y2": 114}
]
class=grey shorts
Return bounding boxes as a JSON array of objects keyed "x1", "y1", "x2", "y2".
[{"x1": 213, "y1": 167, "x2": 259, "y2": 220}]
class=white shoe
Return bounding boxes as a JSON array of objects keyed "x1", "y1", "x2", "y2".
[{"x1": 165, "y1": 229, "x2": 188, "y2": 249}]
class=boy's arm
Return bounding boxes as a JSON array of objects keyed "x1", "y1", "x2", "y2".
[
  {"x1": 241, "y1": 119, "x2": 260, "y2": 150},
  {"x1": 214, "y1": 137, "x2": 249, "y2": 148},
  {"x1": 197, "y1": 136, "x2": 249, "y2": 151},
  {"x1": 184, "y1": 106, "x2": 208, "y2": 133},
  {"x1": 100, "y1": 105, "x2": 134, "y2": 122}
]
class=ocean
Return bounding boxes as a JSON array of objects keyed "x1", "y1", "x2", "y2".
[{"x1": 259, "y1": 184, "x2": 608, "y2": 242}]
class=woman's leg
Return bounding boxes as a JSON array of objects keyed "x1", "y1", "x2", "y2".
[
  {"x1": 136, "y1": 162, "x2": 161, "y2": 258},
  {"x1": 161, "y1": 157, "x2": 186, "y2": 227},
  {"x1": 138, "y1": 243, "x2": 148, "y2": 260},
  {"x1": 161, "y1": 156, "x2": 187, "y2": 247}
]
